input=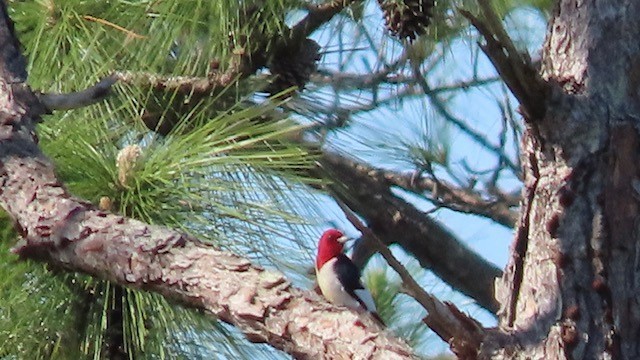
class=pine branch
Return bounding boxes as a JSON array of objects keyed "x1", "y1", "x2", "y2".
[
  {"x1": 113, "y1": 69, "x2": 241, "y2": 95},
  {"x1": 324, "y1": 153, "x2": 518, "y2": 228},
  {"x1": 317, "y1": 150, "x2": 502, "y2": 313},
  {"x1": 37, "y1": 75, "x2": 117, "y2": 111},
  {"x1": 337, "y1": 201, "x2": 485, "y2": 359},
  {"x1": 0, "y1": 6, "x2": 416, "y2": 359},
  {"x1": 459, "y1": 6, "x2": 548, "y2": 121},
  {"x1": 1, "y1": 84, "x2": 416, "y2": 359}
]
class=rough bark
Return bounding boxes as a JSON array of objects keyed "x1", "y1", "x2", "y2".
[
  {"x1": 326, "y1": 153, "x2": 518, "y2": 228},
  {"x1": 0, "y1": 5, "x2": 416, "y2": 359},
  {"x1": 0, "y1": 110, "x2": 416, "y2": 359},
  {"x1": 95, "y1": 0, "x2": 510, "y2": 315},
  {"x1": 482, "y1": 0, "x2": 640, "y2": 359}
]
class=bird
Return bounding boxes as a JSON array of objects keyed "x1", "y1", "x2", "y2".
[{"x1": 315, "y1": 228, "x2": 385, "y2": 326}]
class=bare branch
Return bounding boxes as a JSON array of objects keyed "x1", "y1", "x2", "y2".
[
  {"x1": 37, "y1": 74, "x2": 118, "y2": 111},
  {"x1": 317, "y1": 150, "x2": 502, "y2": 313},
  {"x1": 459, "y1": 7, "x2": 548, "y2": 121},
  {"x1": 330, "y1": 154, "x2": 518, "y2": 228},
  {"x1": 311, "y1": 47, "x2": 411, "y2": 90},
  {"x1": 311, "y1": 70, "x2": 414, "y2": 88},
  {"x1": 311, "y1": 69, "x2": 499, "y2": 93},
  {"x1": 337, "y1": 201, "x2": 485, "y2": 359}
]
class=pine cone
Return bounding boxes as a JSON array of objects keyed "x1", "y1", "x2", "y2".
[
  {"x1": 267, "y1": 38, "x2": 321, "y2": 95},
  {"x1": 378, "y1": 0, "x2": 435, "y2": 41}
]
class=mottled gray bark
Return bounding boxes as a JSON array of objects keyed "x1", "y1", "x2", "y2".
[
  {"x1": 482, "y1": 0, "x2": 640, "y2": 359},
  {"x1": 7, "y1": 0, "x2": 640, "y2": 358}
]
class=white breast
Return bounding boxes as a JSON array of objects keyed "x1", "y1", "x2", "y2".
[{"x1": 316, "y1": 258, "x2": 377, "y2": 313}]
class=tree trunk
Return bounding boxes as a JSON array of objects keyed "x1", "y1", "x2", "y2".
[{"x1": 484, "y1": 1, "x2": 640, "y2": 358}]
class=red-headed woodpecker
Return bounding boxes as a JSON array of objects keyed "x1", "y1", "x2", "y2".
[{"x1": 315, "y1": 228, "x2": 384, "y2": 326}]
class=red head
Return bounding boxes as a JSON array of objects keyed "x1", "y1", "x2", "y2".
[{"x1": 316, "y1": 229, "x2": 348, "y2": 270}]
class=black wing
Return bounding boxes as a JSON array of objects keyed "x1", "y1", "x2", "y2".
[
  {"x1": 333, "y1": 254, "x2": 385, "y2": 326},
  {"x1": 333, "y1": 254, "x2": 366, "y2": 304}
]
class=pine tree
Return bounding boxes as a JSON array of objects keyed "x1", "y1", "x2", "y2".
[
  {"x1": 3, "y1": 1, "x2": 319, "y2": 358},
  {"x1": 10, "y1": 0, "x2": 632, "y2": 359}
]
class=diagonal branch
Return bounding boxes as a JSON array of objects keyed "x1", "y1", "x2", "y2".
[
  {"x1": 0, "y1": 5, "x2": 416, "y2": 359},
  {"x1": 328, "y1": 154, "x2": 518, "y2": 228},
  {"x1": 338, "y1": 201, "x2": 485, "y2": 359},
  {"x1": 459, "y1": 6, "x2": 548, "y2": 121},
  {"x1": 290, "y1": 0, "x2": 360, "y2": 45},
  {"x1": 317, "y1": 150, "x2": 502, "y2": 313}
]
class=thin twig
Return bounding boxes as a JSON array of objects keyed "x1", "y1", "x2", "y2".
[
  {"x1": 82, "y1": 15, "x2": 147, "y2": 39},
  {"x1": 411, "y1": 65, "x2": 521, "y2": 176}
]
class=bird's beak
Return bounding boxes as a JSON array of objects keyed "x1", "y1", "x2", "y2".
[{"x1": 337, "y1": 235, "x2": 350, "y2": 243}]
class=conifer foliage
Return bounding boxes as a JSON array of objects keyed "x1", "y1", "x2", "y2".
[
  {"x1": 2, "y1": 0, "x2": 317, "y2": 358},
  {"x1": 0, "y1": 0, "x2": 556, "y2": 358}
]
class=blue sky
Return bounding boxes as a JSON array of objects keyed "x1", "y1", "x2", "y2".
[
  {"x1": 213, "y1": 3, "x2": 550, "y2": 358},
  {"x1": 289, "y1": 2, "x2": 548, "y2": 355}
]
